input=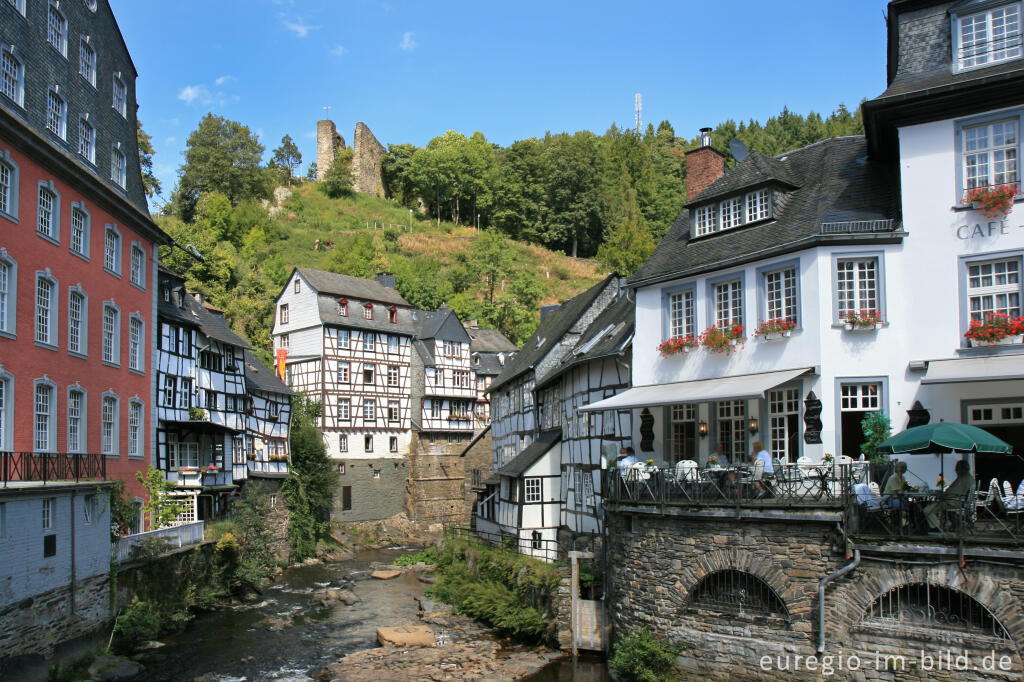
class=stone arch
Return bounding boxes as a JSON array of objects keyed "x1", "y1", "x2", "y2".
[
  {"x1": 673, "y1": 548, "x2": 803, "y2": 612},
  {"x1": 834, "y1": 563, "x2": 1024, "y2": 648}
]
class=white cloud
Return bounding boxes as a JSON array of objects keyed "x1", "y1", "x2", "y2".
[
  {"x1": 282, "y1": 17, "x2": 320, "y2": 38},
  {"x1": 330, "y1": 44, "x2": 348, "y2": 57},
  {"x1": 164, "y1": 136, "x2": 176, "y2": 145},
  {"x1": 177, "y1": 84, "x2": 209, "y2": 105},
  {"x1": 399, "y1": 31, "x2": 416, "y2": 50},
  {"x1": 214, "y1": 74, "x2": 236, "y2": 86}
]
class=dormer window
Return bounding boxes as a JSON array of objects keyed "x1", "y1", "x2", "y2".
[
  {"x1": 338, "y1": 299, "x2": 348, "y2": 316},
  {"x1": 693, "y1": 189, "x2": 773, "y2": 238},
  {"x1": 955, "y1": 3, "x2": 1022, "y2": 72},
  {"x1": 388, "y1": 306, "x2": 397, "y2": 323},
  {"x1": 364, "y1": 303, "x2": 373, "y2": 320}
]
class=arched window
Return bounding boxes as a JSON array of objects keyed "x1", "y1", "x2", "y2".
[
  {"x1": 689, "y1": 569, "x2": 789, "y2": 619},
  {"x1": 864, "y1": 583, "x2": 1009, "y2": 641}
]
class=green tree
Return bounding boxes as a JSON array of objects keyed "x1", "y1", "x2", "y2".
[
  {"x1": 270, "y1": 134, "x2": 302, "y2": 179},
  {"x1": 597, "y1": 218, "x2": 655, "y2": 275},
  {"x1": 491, "y1": 274, "x2": 543, "y2": 345},
  {"x1": 107, "y1": 479, "x2": 136, "y2": 541},
  {"x1": 228, "y1": 482, "x2": 276, "y2": 589},
  {"x1": 281, "y1": 397, "x2": 338, "y2": 560},
  {"x1": 320, "y1": 148, "x2": 355, "y2": 198},
  {"x1": 173, "y1": 113, "x2": 268, "y2": 220},
  {"x1": 194, "y1": 191, "x2": 238, "y2": 245},
  {"x1": 381, "y1": 142, "x2": 419, "y2": 206},
  {"x1": 136, "y1": 466, "x2": 184, "y2": 530},
  {"x1": 137, "y1": 119, "x2": 161, "y2": 200},
  {"x1": 306, "y1": 162, "x2": 318, "y2": 182}
]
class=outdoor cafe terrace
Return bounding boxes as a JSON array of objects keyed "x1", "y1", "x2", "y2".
[{"x1": 602, "y1": 460, "x2": 1024, "y2": 548}]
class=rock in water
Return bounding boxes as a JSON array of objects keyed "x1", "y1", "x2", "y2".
[
  {"x1": 370, "y1": 569, "x2": 401, "y2": 580},
  {"x1": 87, "y1": 655, "x2": 141, "y2": 680},
  {"x1": 376, "y1": 625, "x2": 436, "y2": 647}
]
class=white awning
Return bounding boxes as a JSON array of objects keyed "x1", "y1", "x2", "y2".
[
  {"x1": 579, "y1": 367, "x2": 813, "y2": 412},
  {"x1": 921, "y1": 354, "x2": 1024, "y2": 384}
]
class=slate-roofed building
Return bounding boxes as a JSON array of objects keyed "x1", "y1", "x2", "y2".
[
  {"x1": 466, "y1": 322, "x2": 517, "y2": 427},
  {"x1": 0, "y1": 0, "x2": 170, "y2": 523},
  {"x1": 243, "y1": 349, "x2": 293, "y2": 480}
]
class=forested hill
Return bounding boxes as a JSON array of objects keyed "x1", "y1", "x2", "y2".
[{"x1": 154, "y1": 103, "x2": 866, "y2": 361}]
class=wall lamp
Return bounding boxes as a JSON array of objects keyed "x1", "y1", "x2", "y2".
[
  {"x1": 749, "y1": 418, "x2": 759, "y2": 434},
  {"x1": 698, "y1": 421, "x2": 708, "y2": 438}
]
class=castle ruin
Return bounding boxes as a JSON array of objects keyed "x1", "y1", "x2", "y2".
[{"x1": 316, "y1": 119, "x2": 386, "y2": 198}]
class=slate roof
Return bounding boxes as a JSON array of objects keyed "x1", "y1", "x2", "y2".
[
  {"x1": 686, "y1": 149, "x2": 800, "y2": 206},
  {"x1": 179, "y1": 295, "x2": 251, "y2": 349},
  {"x1": 297, "y1": 267, "x2": 410, "y2": 307},
  {"x1": 497, "y1": 431, "x2": 561, "y2": 477},
  {"x1": 243, "y1": 350, "x2": 295, "y2": 396},
  {"x1": 630, "y1": 137, "x2": 901, "y2": 288},
  {"x1": 540, "y1": 294, "x2": 634, "y2": 387},
  {"x1": 467, "y1": 327, "x2": 517, "y2": 352},
  {"x1": 317, "y1": 298, "x2": 419, "y2": 335},
  {"x1": 473, "y1": 353, "x2": 507, "y2": 377},
  {"x1": 413, "y1": 339, "x2": 436, "y2": 367},
  {"x1": 488, "y1": 275, "x2": 617, "y2": 393},
  {"x1": 876, "y1": 54, "x2": 1024, "y2": 101}
]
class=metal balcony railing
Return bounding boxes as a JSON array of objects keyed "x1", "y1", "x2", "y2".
[{"x1": 1, "y1": 451, "x2": 107, "y2": 486}]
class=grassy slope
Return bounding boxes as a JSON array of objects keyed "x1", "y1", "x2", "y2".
[{"x1": 269, "y1": 183, "x2": 606, "y2": 307}]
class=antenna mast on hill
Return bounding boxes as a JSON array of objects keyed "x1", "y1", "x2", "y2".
[{"x1": 634, "y1": 93, "x2": 642, "y2": 135}]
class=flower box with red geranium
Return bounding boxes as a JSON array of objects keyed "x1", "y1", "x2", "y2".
[
  {"x1": 843, "y1": 309, "x2": 885, "y2": 331},
  {"x1": 657, "y1": 335, "x2": 698, "y2": 357},
  {"x1": 754, "y1": 318, "x2": 796, "y2": 341},
  {"x1": 700, "y1": 323, "x2": 744, "y2": 354},
  {"x1": 963, "y1": 184, "x2": 1018, "y2": 219},
  {"x1": 964, "y1": 313, "x2": 1024, "y2": 347}
]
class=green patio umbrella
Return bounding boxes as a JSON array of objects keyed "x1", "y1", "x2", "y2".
[
  {"x1": 875, "y1": 422, "x2": 1012, "y2": 484},
  {"x1": 875, "y1": 422, "x2": 1012, "y2": 455}
]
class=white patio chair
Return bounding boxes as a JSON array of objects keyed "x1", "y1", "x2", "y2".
[
  {"x1": 979, "y1": 478, "x2": 999, "y2": 510},
  {"x1": 674, "y1": 459, "x2": 697, "y2": 483},
  {"x1": 1004, "y1": 480, "x2": 1017, "y2": 510},
  {"x1": 869, "y1": 481, "x2": 881, "y2": 498}
]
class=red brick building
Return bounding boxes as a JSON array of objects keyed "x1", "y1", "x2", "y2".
[{"x1": 0, "y1": 0, "x2": 168, "y2": 528}]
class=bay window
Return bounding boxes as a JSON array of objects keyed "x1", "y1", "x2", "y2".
[{"x1": 955, "y1": 3, "x2": 1022, "y2": 71}]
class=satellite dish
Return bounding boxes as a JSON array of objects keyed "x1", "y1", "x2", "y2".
[{"x1": 729, "y1": 138, "x2": 749, "y2": 163}]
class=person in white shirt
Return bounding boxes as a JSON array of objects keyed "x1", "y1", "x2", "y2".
[
  {"x1": 751, "y1": 441, "x2": 774, "y2": 497},
  {"x1": 617, "y1": 446, "x2": 639, "y2": 475}
]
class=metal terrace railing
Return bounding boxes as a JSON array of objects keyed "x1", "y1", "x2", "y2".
[
  {"x1": 821, "y1": 219, "x2": 895, "y2": 234},
  {"x1": 1, "y1": 451, "x2": 107, "y2": 486},
  {"x1": 116, "y1": 521, "x2": 206, "y2": 563}
]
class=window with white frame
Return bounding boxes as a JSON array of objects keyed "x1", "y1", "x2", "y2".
[
  {"x1": 967, "y1": 257, "x2": 1022, "y2": 321},
  {"x1": 363, "y1": 399, "x2": 375, "y2": 421},
  {"x1": 1, "y1": 49, "x2": 23, "y2": 106},
  {"x1": 338, "y1": 434, "x2": 348, "y2": 452},
  {"x1": 129, "y1": 316, "x2": 143, "y2": 371},
  {"x1": 443, "y1": 340, "x2": 458, "y2": 357},
  {"x1": 177, "y1": 378, "x2": 191, "y2": 409},
  {"x1": 79, "y1": 39, "x2": 96, "y2": 85},
  {"x1": 0, "y1": 256, "x2": 11, "y2": 336},
  {"x1": 387, "y1": 365, "x2": 399, "y2": 387},
  {"x1": 104, "y1": 227, "x2": 121, "y2": 274},
  {"x1": 454, "y1": 370, "x2": 471, "y2": 388},
  {"x1": 338, "y1": 300, "x2": 348, "y2": 316},
  {"x1": 670, "y1": 404, "x2": 697, "y2": 464},
  {"x1": 714, "y1": 280, "x2": 743, "y2": 327},
  {"x1": 130, "y1": 245, "x2": 145, "y2": 287},
  {"x1": 363, "y1": 304, "x2": 373, "y2": 320},
  {"x1": 77, "y1": 117, "x2": 95, "y2": 163},
  {"x1": 388, "y1": 335, "x2": 399, "y2": 353},
  {"x1": 46, "y1": 90, "x2": 65, "y2": 139},
  {"x1": 338, "y1": 397, "x2": 350, "y2": 420},
  {"x1": 102, "y1": 395, "x2": 117, "y2": 454},
  {"x1": 963, "y1": 119, "x2": 1018, "y2": 190},
  {"x1": 167, "y1": 434, "x2": 198, "y2": 469},
  {"x1": 364, "y1": 434, "x2": 373, "y2": 452},
  {"x1": 768, "y1": 387, "x2": 800, "y2": 463},
  {"x1": 42, "y1": 497, "x2": 53, "y2": 530},
  {"x1": 839, "y1": 381, "x2": 882, "y2": 458},
  {"x1": 668, "y1": 288, "x2": 695, "y2": 338},
  {"x1": 70, "y1": 206, "x2": 88, "y2": 256},
  {"x1": 430, "y1": 400, "x2": 441, "y2": 419},
  {"x1": 746, "y1": 189, "x2": 771, "y2": 222},
  {"x1": 764, "y1": 267, "x2": 797, "y2": 323},
  {"x1": 388, "y1": 400, "x2": 399, "y2": 422},
  {"x1": 102, "y1": 304, "x2": 119, "y2": 364},
  {"x1": 112, "y1": 75, "x2": 126, "y2": 117},
  {"x1": 0, "y1": 159, "x2": 13, "y2": 216},
  {"x1": 337, "y1": 328, "x2": 350, "y2": 348},
  {"x1": 129, "y1": 401, "x2": 142, "y2": 457},
  {"x1": 720, "y1": 196, "x2": 743, "y2": 230},
  {"x1": 68, "y1": 289, "x2": 84, "y2": 354},
  {"x1": 835, "y1": 258, "x2": 879, "y2": 320},
  {"x1": 278, "y1": 333, "x2": 289, "y2": 349},
  {"x1": 956, "y1": 3, "x2": 1022, "y2": 71},
  {"x1": 0, "y1": 374, "x2": 8, "y2": 450},
  {"x1": 4, "y1": 0, "x2": 25, "y2": 13},
  {"x1": 37, "y1": 186, "x2": 56, "y2": 239},
  {"x1": 279, "y1": 303, "x2": 288, "y2": 324},
  {"x1": 68, "y1": 388, "x2": 83, "y2": 452},
  {"x1": 162, "y1": 375, "x2": 175, "y2": 407},
  {"x1": 695, "y1": 205, "x2": 717, "y2": 236},
  {"x1": 34, "y1": 381, "x2": 54, "y2": 451},
  {"x1": 35, "y1": 275, "x2": 56, "y2": 346},
  {"x1": 525, "y1": 477, "x2": 542, "y2": 503},
  {"x1": 111, "y1": 147, "x2": 126, "y2": 187},
  {"x1": 390, "y1": 436, "x2": 398, "y2": 452},
  {"x1": 336, "y1": 361, "x2": 349, "y2": 383},
  {"x1": 363, "y1": 364, "x2": 375, "y2": 384},
  {"x1": 83, "y1": 494, "x2": 96, "y2": 525},
  {"x1": 47, "y1": 4, "x2": 67, "y2": 56},
  {"x1": 717, "y1": 400, "x2": 747, "y2": 463},
  {"x1": 364, "y1": 332, "x2": 375, "y2": 351}
]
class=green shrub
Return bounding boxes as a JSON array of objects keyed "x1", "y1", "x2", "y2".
[
  {"x1": 394, "y1": 546, "x2": 438, "y2": 566},
  {"x1": 114, "y1": 597, "x2": 162, "y2": 647},
  {"x1": 609, "y1": 627, "x2": 682, "y2": 682}
]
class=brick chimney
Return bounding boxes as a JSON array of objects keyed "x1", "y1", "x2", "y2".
[{"x1": 685, "y1": 127, "x2": 726, "y2": 201}]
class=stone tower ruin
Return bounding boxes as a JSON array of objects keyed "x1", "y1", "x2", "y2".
[
  {"x1": 316, "y1": 119, "x2": 345, "y2": 182},
  {"x1": 315, "y1": 119, "x2": 386, "y2": 198}
]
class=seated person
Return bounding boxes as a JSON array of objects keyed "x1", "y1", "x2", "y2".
[
  {"x1": 616, "y1": 446, "x2": 639, "y2": 475},
  {"x1": 751, "y1": 441, "x2": 774, "y2": 497},
  {"x1": 710, "y1": 443, "x2": 730, "y2": 467},
  {"x1": 882, "y1": 461, "x2": 910, "y2": 508},
  {"x1": 925, "y1": 460, "x2": 975, "y2": 531}
]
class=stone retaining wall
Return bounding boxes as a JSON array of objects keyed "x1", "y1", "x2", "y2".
[{"x1": 606, "y1": 510, "x2": 1024, "y2": 680}]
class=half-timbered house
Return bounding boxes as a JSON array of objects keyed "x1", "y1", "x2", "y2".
[
  {"x1": 465, "y1": 322, "x2": 518, "y2": 428},
  {"x1": 243, "y1": 349, "x2": 293, "y2": 479}
]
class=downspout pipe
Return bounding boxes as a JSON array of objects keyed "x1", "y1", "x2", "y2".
[{"x1": 817, "y1": 548, "x2": 860, "y2": 653}]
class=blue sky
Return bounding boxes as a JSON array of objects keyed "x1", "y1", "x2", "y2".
[{"x1": 109, "y1": 0, "x2": 891, "y2": 209}]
